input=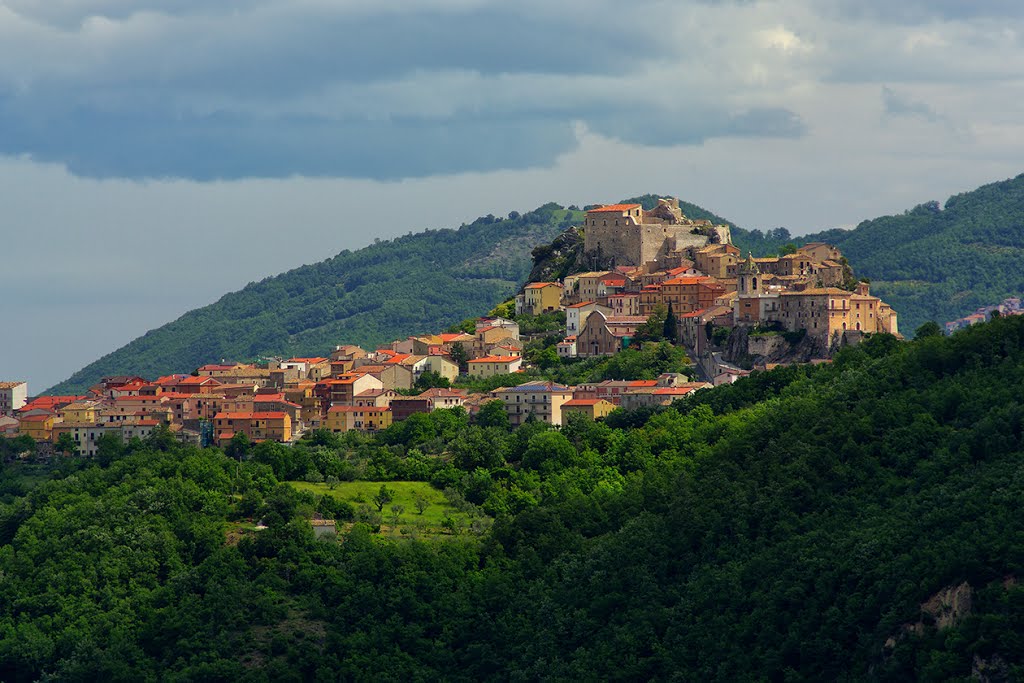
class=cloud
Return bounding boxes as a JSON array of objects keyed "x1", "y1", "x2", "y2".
[
  {"x1": 832, "y1": 0, "x2": 1024, "y2": 24},
  {"x1": 881, "y1": 86, "x2": 943, "y2": 122},
  {"x1": 0, "y1": 0, "x2": 816, "y2": 180}
]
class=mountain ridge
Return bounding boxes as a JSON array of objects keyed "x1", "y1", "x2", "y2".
[{"x1": 47, "y1": 174, "x2": 1024, "y2": 392}]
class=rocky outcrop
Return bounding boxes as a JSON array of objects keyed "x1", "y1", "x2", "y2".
[
  {"x1": 526, "y1": 226, "x2": 585, "y2": 283},
  {"x1": 882, "y1": 581, "x2": 974, "y2": 658}
]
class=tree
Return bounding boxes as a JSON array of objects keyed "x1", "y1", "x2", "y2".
[
  {"x1": 226, "y1": 432, "x2": 251, "y2": 460},
  {"x1": 663, "y1": 302, "x2": 678, "y2": 344},
  {"x1": 476, "y1": 400, "x2": 511, "y2": 430},
  {"x1": 54, "y1": 432, "x2": 78, "y2": 456},
  {"x1": 372, "y1": 484, "x2": 395, "y2": 512},
  {"x1": 415, "y1": 370, "x2": 451, "y2": 391},
  {"x1": 389, "y1": 504, "x2": 405, "y2": 526},
  {"x1": 915, "y1": 321, "x2": 944, "y2": 340},
  {"x1": 96, "y1": 432, "x2": 125, "y2": 467},
  {"x1": 634, "y1": 303, "x2": 668, "y2": 343},
  {"x1": 449, "y1": 342, "x2": 470, "y2": 373},
  {"x1": 414, "y1": 494, "x2": 430, "y2": 515}
]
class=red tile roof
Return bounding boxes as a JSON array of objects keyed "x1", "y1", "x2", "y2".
[
  {"x1": 214, "y1": 412, "x2": 253, "y2": 420},
  {"x1": 179, "y1": 376, "x2": 221, "y2": 385},
  {"x1": 662, "y1": 276, "x2": 711, "y2": 286},
  {"x1": 468, "y1": 355, "x2": 522, "y2": 364},
  {"x1": 587, "y1": 203, "x2": 642, "y2": 213},
  {"x1": 563, "y1": 399, "x2": 605, "y2": 406}
]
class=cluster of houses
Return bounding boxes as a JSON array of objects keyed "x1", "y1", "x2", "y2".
[
  {"x1": 1, "y1": 313, "x2": 710, "y2": 455},
  {"x1": 2, "y1": 197, "x2": 905, "y2": 455},
  {"x1": 944, "y1": 297, "x2": 1023, "y2": 334},
  {"x1": 517, "y1": 201, "x2": 900, "y2": 361}
]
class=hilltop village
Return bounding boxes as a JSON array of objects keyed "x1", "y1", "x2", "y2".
[{"x1": 2, "y1": 198, "x2": 899, "y2": 455}]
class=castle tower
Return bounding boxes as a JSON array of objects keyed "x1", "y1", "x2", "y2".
[{"x1": 737, "y1": 252, "x2": 762, "y2": 296}]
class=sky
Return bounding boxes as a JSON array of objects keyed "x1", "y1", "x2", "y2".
[{"x1": 3, "y1": 0, "x2": 1024, "y2": 392}]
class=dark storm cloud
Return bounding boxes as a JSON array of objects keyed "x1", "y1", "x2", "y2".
[{"x1": 0, "y1": 0, "x2": 809, "y2": 181}]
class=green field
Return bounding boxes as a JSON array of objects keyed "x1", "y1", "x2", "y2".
[{"x1": 288, "y1": 480, "x2": 483, "y2": 537}]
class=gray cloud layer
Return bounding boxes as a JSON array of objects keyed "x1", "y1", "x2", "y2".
[
  {"x1": 0, "y1": 0, "x2": 820, "y2": 179},
  {"x1": 4, "y1": 0, "x2": 1024, "y2": 390}
]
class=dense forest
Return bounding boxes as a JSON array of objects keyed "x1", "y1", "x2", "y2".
[
  {"x1": 5, "y1": 316, "x2": 1024, "y2": 680},
  {"x1": 47, "y1": 205, "x2": 580, "y2": 394}
]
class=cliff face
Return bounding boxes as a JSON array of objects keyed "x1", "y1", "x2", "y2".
[{"x1": 526, "y1": 226, "x2": 585, "y2": 283}]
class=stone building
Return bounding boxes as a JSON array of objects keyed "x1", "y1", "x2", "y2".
[{"x1": 583, "y1": 198, "x2": 732, "y2": 270}]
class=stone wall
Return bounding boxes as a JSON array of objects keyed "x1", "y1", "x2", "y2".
[{"x1": 747, "y1": 333, "x2": 787, "y2": 357}]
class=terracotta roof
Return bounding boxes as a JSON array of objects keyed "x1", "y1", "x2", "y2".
[
  {"x1": 525, "y1": 282, "x2": 561, "y2": 289},
  {"x1": 417, "y1": 388, "x2": 466, "y2": 398},
  {"x1": 468, "y1": 355, "x2": 522, "y2": 363},
  {"x1": 254, "y1": 393, "x2": 285, "y2": 402},
  {"x1": 662, "y1": 276, "x2": 711, "y2": 286},
  {"x1": 0, "y1": 381, "x2": 26, "y2": 389},
  {"x1": 563, "y1": 399, "x2": 605, "y2": 406},
  {"x1": 567, "y1": 301, "x2": 597, "y2": 308},
  {"x1": 286, "y1": 357, "x2": 327, "y2": 364},
  {"x1": 628, "y1": 380, "x2": 658, "y2": 387},
  {"x1": 214, "y1": 412, "x2": 254, "y2": 420},
  {"x1": 20, "y1": 414, "x2": 53, "y2": 422},
  {"x1": 587, "y1": 203, "x2": 642, "y2": 213},
  {"x1": 679, "y1": 309, "x2": 707, "y2": 319},
  {"x1": 780, "y1": 287, "x2": 852, "y2": 296},
  {"x1": 654, "y1": 387, "x2": 694, "y2": 395},
  {"x1": 179, "y1": 376, "x2": 221, "y2": 385}
]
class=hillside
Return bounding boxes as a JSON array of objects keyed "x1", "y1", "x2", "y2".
[
  {"x1": 46, "y1": 205, "x2": 581, "y2": 394},
  {"x1": 805, "y1": 174, "x2": 1024, "y2": 332},
  {"x1": 3, "y1": 316, "x2": 1024, "y2": 679}
]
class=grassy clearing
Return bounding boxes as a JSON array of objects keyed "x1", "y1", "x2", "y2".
[{"x1": 289, "y1": 480, "x2": 482, "y2": 538}]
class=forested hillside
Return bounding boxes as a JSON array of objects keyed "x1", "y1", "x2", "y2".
[
  {"x1": 47, "y1": 205, "x2": 581, "y2": 394},
  {"x1": 805, "y1": 174, "x2": 1024, "y2": 332},
  {"x1": 5, "y1": 317, "x2": 1024, "y2": 680}
]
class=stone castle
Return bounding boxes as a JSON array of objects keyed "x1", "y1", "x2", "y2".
[{"x1": 582, "y1": 197, "x2": 732, "y2": 270}]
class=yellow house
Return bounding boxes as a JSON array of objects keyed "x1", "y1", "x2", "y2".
[
  {"x1": 492, "y1": 381, "x2": 574, "y2": 426},
  {"x1": 251, "y1": 412, "x2": 292, "y2": 442},
  {"x1": 325, "y1": 406, "x2": 357, "y2": 433},
  {"x1": 520, "y1": 282, "x2": 563, "y2": 315},
  {"x1": 561, "y1": 398, "x2": 617, "y2": 421},
  {"x1": 60, "y1": 400, "x2": 101, "y2": 425},
  {"x1": 325, "y1": 406, "x2": 392, "y2": 433},
  {"x1": 360, "y1": 407, "x2": 392, "y2": 432},
  {"x1": 19, "y1": 414, "x2": 55, "y2": 441},
  {"x1": 467, "y1": 355, "x2": 522, "y2": 378}
]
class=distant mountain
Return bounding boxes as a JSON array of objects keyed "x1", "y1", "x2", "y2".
[
  {"x1": 47, "y1": 205, "x2": 581, "y2": 394},
  {"x1": 804, "y1": 174, "x2": 1024, "y2": 333}
]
